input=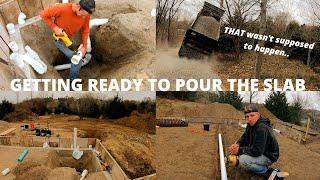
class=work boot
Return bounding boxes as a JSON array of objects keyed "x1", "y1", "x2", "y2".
[
  {"x1": 262, "y1": 168, "x2": 275, "y2": 180},
  {"x1": 263, "y1": 168, "x2": 288, "y2": 180}
]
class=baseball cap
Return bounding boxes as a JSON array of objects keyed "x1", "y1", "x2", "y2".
[
  {"x1": 79, "y1": 0, "x2": 95, "y2": 14},
  {"x1": 244, "y1": 104, "x2": 259, "y2": 114}
]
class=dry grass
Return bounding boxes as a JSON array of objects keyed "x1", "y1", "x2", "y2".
[
  {"x1": 216, "y1": 52, "x2": 320, "y2": 90},
  {"x1": 156, "y1": 98, "x2": 243, "y2": 120},
  {"x1": 115, "y1": 111, "x2": 156, "y2": 134}
]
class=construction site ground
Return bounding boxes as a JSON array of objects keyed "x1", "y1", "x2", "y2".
[
  {"x1": 155, "y1": 46, "x2": 220, "y2": 90},
  {"x1": 0, "y1": 114, "x2": 155, "y2": 179},
  {"x1": 0, "y1": 147, "x2": 106, "y2": 180},
  {"x1": 156, "y1": 98, "x2": 320, "y2": 180}
]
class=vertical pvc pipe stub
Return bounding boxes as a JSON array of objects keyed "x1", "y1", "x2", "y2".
[{"x1": 218, "y1": 133, "x2": 228, "y2": 180}]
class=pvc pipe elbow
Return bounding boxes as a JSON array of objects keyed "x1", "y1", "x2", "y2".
[
  {"x1": 24, "y1": 46, "x2": 47, "y2": 74},
  {"x1": 22, "y1": 54, "x2": 47, "y2": 74},
  {"x1": 6, "y1": 23, "x2": 15, "y2": 35},
  {"x1": 10, "y1": 53, "x2": 25, "y2": 69},
  {"x1": 18, "y1": 13, "x2": 27, "y2": 25}
]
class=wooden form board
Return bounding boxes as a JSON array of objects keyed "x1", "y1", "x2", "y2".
[
  {"x1": 0, "y1": 136, "x2": 96, "y2": 148},
  {"x1": 133, "y1": 174, "x2": 157, "y2": 180},
  {"x1": 0, "y1": 0, "x2": 21, "y2": 24},
  {"x1": 0, "y1": 128, "x2": 16, "y2": 136},
  {"x1": 0, "y1": 0, "x2": 60, "y2": 25},
  {"x1": 0, "y1": 12, "x2": 9, "y2": 43},
  {"x1": 18, "y1": 0, "x2": 43, "y2": 18},
  {"x1": 96, "y1": 140, "x2": 129, "y2": 180},
  {"x1": 0, "y1": 36, "x2": 9, "y2": 62}
]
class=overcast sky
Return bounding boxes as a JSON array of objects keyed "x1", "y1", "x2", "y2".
[
  {"x1": 239, "y1": 91, "x2": 320, "y2": 111},
  {"x1": 0, "y1": 91, "x2": 155, "y2": 104},
  {"x1": 179, "y1": 0, "x2": 316, "y2": 25}
]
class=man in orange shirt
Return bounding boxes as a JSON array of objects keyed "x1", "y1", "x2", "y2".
[{"x1": 40, "y1": 0, "x2": 95, "y2": 81}]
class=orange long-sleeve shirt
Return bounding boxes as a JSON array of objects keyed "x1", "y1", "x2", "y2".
[{"x1": 40, "y1": 3, "x2": 90, "y2": 51}]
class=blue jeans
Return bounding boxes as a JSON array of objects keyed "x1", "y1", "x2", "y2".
[
  {"x1": 54, "y1": 41, "x2": 82, "y2": 81},
  {"x1": 238, "y1": 154, "x2": 272, "y2": 174}
]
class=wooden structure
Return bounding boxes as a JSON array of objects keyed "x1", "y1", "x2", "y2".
[
  {"x1": 0, "y1": 0, "x2": 58, "y2": 63},
  {"x1": 0, "y1": 128, "x2": 16, "y2": 136},
  {"x1": 0, "y1": 136, "x2": 157, "y2": 180}
]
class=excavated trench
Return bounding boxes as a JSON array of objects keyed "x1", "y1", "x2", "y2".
[
  {"x1": 47, "y1": 150, "x2": 102, "y2": 173},
  {"x1": 18, "y1": 0, "x2": 155, "y2": 88},
  {"x1": 13, "y1": 149, "x2": 103, "y2": 180}
]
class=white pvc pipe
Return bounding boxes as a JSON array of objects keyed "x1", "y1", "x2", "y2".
[
  {"x1": 6, "y1": 23, "x2": 15, "y2": 34},
  {"x1": 18, "y1": 12, "x2": 26, "y2": 25},
  {"x1": 53, "y1": 55, "x2": 90, "y2": 71},
  {"x1": 10, "y1": 53, "x2": 25, "y2": 69},
  {"x1": 8, "y1": 41, "x2": 19, "y2": 52},
  {"x1": 73, "y1": 128, "x2": 77, "y2": 150},
  {"x1": 22, "y1": 54, "x2": 46, "y2": 74},
  {"x1": 218, "y1": 133, "x2": 228, "y2": 180},
  {"x1": 1, "y1": 168, "x2": 10, "y2": 176},
  {"x1": 273, "y1": 129, "x2": 281, "y2": 134},
  {"x1": 24, "y1": 46, "x2": 47, "y2": 74},
  {"x1": 80, "y1": 169, "x2": 88, "y2": 180},
  {"x1": 151, "y1": 8, "x2": 156, "y2": 17},
  {"x1": 89, "y1": 18, "x2": 109, "y2": 29}
]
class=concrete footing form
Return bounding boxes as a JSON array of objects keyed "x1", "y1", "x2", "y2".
[{"x1": 0, "y1": 136, "x2": 156, "y2": 180}]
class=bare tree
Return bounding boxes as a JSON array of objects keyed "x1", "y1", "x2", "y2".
[
  {"x1": 223, "y1": 0, "x2": 260, "y2": 59},
  {"x1": 249, "y1": 91, "x2": 258, "y2": 103},
  {"x1": 311, "y1": 0, "x2": 320, "y2": 25},
  {"x1": 167, "y1": 0, "x2": 185, "y2": 41},
  {"x1": 156, "y1": 0, "x2": 185, "y2": 42},
  {"x1": 254, "y1": 0, "x2": 267, "y2": 79}
]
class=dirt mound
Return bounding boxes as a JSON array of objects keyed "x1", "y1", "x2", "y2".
[
  {"x1": 93, "y1": 0, "x2": 154, "y2": 19},
  {"x1": 13, "y1": 161, "x2": 50, "y2": 180},
  {"x1": 0, "y1": 120, "x2": 10, "y2": 132},
  {"x1": 193, "y1": 16, "x2": 220, "y2": 40},
  {"x1": 256, "y1": 104, "x2": 278, "y2": 120},
  {"x1": 92, "y1": 12, "x2": 155, "y2": 62},
  {"x1": 115, "y1": 111, "x2": 156, "y2": 134},
  {"x1": 47, "y1": 167, "x2": 80, "y2": 180},
  {"x1": 156, "y1": 98, "x2": 243, "y2": 120},
  {"x1": 104, "y1": 139, "x2": 155, "y2": 179},
  {"x1": 88, "y1": 0, "x2": 156, "y2": 63},
  {"x1": 3, "y1": 107, "x2": 38, "y2": 122}
]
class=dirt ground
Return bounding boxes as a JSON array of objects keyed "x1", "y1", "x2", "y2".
[
  {"x1": 156, "y1": 98, "x2": 243, "y2": 120},
  {"x1": 156, "y1": 46, "x2": 221, "y2": 90},
  {"x1": 156, "y1": 123, "x2": 219, "y2": 180},
  {"x1": 216, "y1": 52, "x2": 320, "y2": 90},
  {"x1": 0, "y1": 114, "x2": 155, "y2": 179},
  {"x1": 156, "y1": 98, "x2": 320, "y2": 180},
  {"x1": 0, "y1": 147, "x2": 105, "y2": 180}
]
